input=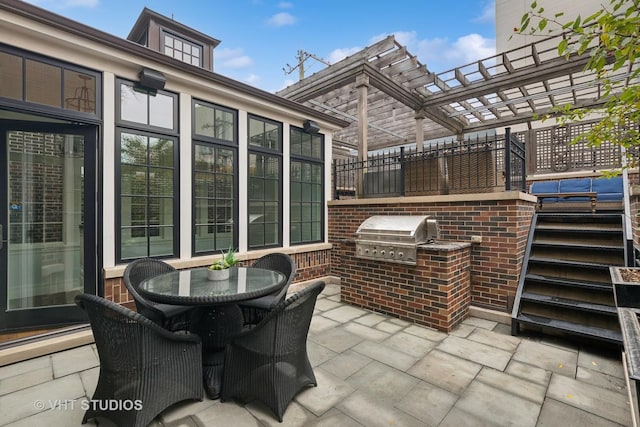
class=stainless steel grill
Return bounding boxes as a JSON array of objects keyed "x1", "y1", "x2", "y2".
[{"x1": 355, "y1": 215, "x2": 439, "y2": 265}]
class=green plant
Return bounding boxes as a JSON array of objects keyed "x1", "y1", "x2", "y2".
[{"x1": 208, "y1": 247, "x2": 238, "y2": 270}]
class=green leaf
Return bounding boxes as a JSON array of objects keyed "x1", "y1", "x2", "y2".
[{"x1": 539, "y1": 19, "x2": 547, "y2": 31}]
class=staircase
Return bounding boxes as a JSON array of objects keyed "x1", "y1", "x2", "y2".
[{"x1": 511, "y1": 212, "x2": 626, "y2": 345}]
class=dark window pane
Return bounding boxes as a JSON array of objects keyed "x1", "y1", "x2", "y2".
[
  {"x1": 149, "y1": 168, "x2": 173, "y2": 196},
  {"x1": 149, "y1": 138, "x2": 174, "y2": 167},
  {"x1": 0, "y1": 51, "x2": 23, "y2": 100},
  {"x1": 121, "y1": 133, "x2": 148, "y2": 164},
  {"x1": 215, "y1": 109, "x2": 234, "y2": 141},
  {"x1": 64, "y1": 70, "x2": 96, "y2": 113},
  {"x1": 194, "y1": 103, "x2": 215, "y2": 138},
  {"x1": 25, "y1": 59, "x2": 61, "y2": 107},
  {"x1": 120, "y1": 165, "x2": 147, "y2": 196}
]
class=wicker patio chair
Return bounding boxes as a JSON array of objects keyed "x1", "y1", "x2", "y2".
[
  {"x1": 75, "y1": 293, "x2": 203, "y2": 427},
  {"x1": 221, "y1": 280, "x2": 325, "y2": 422},
  {"x1": 123, "y1": 258, "x2": 193, "y2": 331},
  {"x1": 238, "y1": 252, "x2": 296, "y2": 326}
]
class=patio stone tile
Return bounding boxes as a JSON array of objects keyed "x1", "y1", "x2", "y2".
[
  {"x1": 462, "y1": 316, "x2": 497, "y2": 330},
  {"x1": 295, "y1": 368, "x2": 356, "y2": 417},
  {"x1": 314, "y1": 298, "x2": 342, "y2": 312},
  {"x1": 353, "y1": 312, "x2": 386, "y2": 327},
  {"x1": 310, "y1": 326, "x2": 364, "y2": 354},
  {"x1": 467, "y1": 327, "x2": 521, "y2": 352},
  {"x1": 436, "y1": 335, "x2": 512, "y2": 371},
  {"x1": 512, "y1": 339, "x2": 578, "y2": 377},
  {"x1": 336, "y1": 390, "x2": 424, "y2": 427},
  {"x1": 439, "y1": 406, "x2": 505, "y2": 427},
  {"x1": 0, "y1": 355, "x2": 50, "y2": 380},
  {"x1": 394, "y1": 379, "x2": 458, "y2": 426},
  {"x1": 309, "y1": 315, "x2": 341, "y2": 335},
  {"x1": 492, "y1": 322, "x2": 513, "y2": 336},
  {"x1": 326, "y1": 294, "x2": 341, "y2": 302},
  {"x1": 342, "y1": 322, "x2": 390, "y2": 343},
  {"x1": 536, "y1": 398, "x2": 624, "y2": 427},
  {"x1": 547, "y1": 373, "x2": 632, "y2": 426},
  {"x1": 307, "y1": 341, "x2": 338, "y2": 367},
  {"x1": 539, "y1": 334, "x2": 581, "y2": 353},
  {"x1": 577, "y1": 348, "x2": 625, "y2": 379},
  {"x1": 317, "y1": 349, "x2": 372, "y2": 380},
  {"x1": 0, "y1": 373, "x2": 85, "y2": 425},
  {"x1": 194, "y1": 399, "x2": 259, "y2": 426},
  {"x1": 322, "y1": 284, "x2": 341, "y2": 296},
  {"x1": 448, "y1": 323, "x2": 475, "y2": 338},
  {"x1": 79, "y1": 367, "x2": 99, "y2": 397},
  {"x1": 445, "y1": 379, "x2": 541, "y2": 427},
  {"x1": 475, "y1": 367, "x2": 547, "y2": 404},
  {"x1": 345, "y1": 361, "x2": 418, "y2": 402},
  {"x1": 373, "y1": 320, "x2": 405, "y2": 334},
  {"x1": 51, "y1": 346, "x2": 99, "y2": 378},
  {"x1": 246, "y1": 400, "x2": 315, "y2": 426},
  {"x1": 4, "y1": 405, "x2": 87, "y2": 427},
  {"x1": 576, "y1": 366, "x2": 627, "y2": 394},
  {"x1": 159, "y1": 396, "x2": 219, "y2": 423},
  {"x1": 0, "y1": 357, "x2": 52, "y2": 396},
  {"x1": 407, "y1": 349, "x2": 481, "y2": 394},
  {"x1": 382, "y1": 330, "x2": 437, "y2": 358},
  {"x1": 388, "y1": 317, "x2": 411, "y2": 327},
  {"x1": 505, "y1": 360, "x2": 552, "y2": 386},
  {"x1": 350, "y1": 340, "x2": 418, "y2": 371},
  {"x1": 304, "y1": 408, "x2": 364, "y2": 426},
  {"x1": 322, "y1": 305, "x2": 368, "y2": 323},
  {"x1": 403, "y1": 324, "x2": 447, "y2": 342}
]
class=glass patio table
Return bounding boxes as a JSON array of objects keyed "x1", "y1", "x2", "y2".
[{"x1": 138, "y1": 266, "x2": 285, "y2": 399}]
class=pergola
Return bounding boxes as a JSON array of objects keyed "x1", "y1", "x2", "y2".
[{"x1": 277, "y1": 33, "x2": 631, "y2": 157}]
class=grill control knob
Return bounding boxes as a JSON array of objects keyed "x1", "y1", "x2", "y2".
[
  {"x1": 398, "y1": 252, "x2": 404, "y2": 258},
  {"x1": 380, "y1": 250, "x2": 385, "y2": 256},
  {"x1": 372, "y1": 249, "x2": 377, "y2": 255},
  {"x1": 364, "y1": 248, "x2": 369, "y2": 254}
]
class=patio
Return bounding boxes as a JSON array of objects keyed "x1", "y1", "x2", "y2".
[{"x1": 0, "y1": 283, "x2": 631, "y2": 427}]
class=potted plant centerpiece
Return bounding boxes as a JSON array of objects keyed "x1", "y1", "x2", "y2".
[{"x1": 207, "y1": 247, "x2": 237, "y2": 281}]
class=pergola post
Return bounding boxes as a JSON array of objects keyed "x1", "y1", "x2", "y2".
[
  {"x1": 415, "y1": 111, "x2": 425, "y2": 152},
  {"x1": 356, "y1": 74, "x2": 369, "y2": 198}
]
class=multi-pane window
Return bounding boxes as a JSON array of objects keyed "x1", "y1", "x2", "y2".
[
  {"x1": 192, "y1": 101, "x2": 238, "y2": 254},
  {"x1": 0, "y1": 47, "x2": 99, "y2": 115},
  {"x1": 290, "y1": 127, "x2": 324, "y2": 244},
  {"x1": 116, "y1": 80, "x2": 178, "y2": 262},
  {"x1": 163, "y1": 31, "x2": 202, "y2": 67},
  {"x1": 248, "y1": 116, "x2": 282, "y2": 249}
]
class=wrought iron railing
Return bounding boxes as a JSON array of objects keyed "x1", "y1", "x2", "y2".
[{"x1": 332, "y1": 129, "x2": 526, "y2": 199}]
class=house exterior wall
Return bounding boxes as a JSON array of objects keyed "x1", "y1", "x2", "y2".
[{"x1": 0, "y1": 3, "x2": 346, "y2": 315}]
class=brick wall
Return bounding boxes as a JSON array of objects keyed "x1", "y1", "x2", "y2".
[
  {"x1": 103, "y1": 248, "x2": 332, "y2": 306},
  {"x1": 329, "y1": 197, "x2": 535, "y2": 313},
  {"x1": 338, "y1": 241, "x2": 471, "y2": 331}
]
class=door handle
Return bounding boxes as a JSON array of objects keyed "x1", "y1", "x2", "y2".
[{"x1": 0, "y1": 224, "x2": 3, "y2": 250}]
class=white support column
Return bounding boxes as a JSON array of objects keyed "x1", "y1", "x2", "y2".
[
  {"x1": 179, "y1": 92, "x2": 192, "y2": 260},
  {"x1": 415, "y1": 111, "x2": 425, "y2": 152},
  {"x1": 238, "y1": 110, "x2": 248, "y2": 253}
]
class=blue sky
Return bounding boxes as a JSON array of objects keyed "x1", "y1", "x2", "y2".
[{"x1": 26, "y1": 0, "x2": 497, "y2": 93}]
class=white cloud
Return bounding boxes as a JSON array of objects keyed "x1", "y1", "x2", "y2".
[
  {"x1": 278, "y1": 2, "x2": 293, "y2": 8},
  {"x1": 266, "y1": 12, "x2": 296, "y2": 27},
  {"x1": 473, "y1": 0, "x2": 495, "y2": 24},
  {"x1": 216, "y1": 48, "x2": 254, "y2": 68},
  {"x1": 244, "y1": 74, "x2": 261, "y2": 85},
  {"x1": 326, "y1": 46, "x2": 363, "y2": 64}
]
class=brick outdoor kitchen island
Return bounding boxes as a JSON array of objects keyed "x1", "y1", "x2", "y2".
[{"x1": 336, "y1": 239, "x2": 472, "y2": 332}]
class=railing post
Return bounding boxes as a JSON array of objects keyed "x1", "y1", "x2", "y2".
[
  {"x1": 399, "y1": 146, "x2": 405, "y2": 195},
  {"x1": 504, "y1": 127, "x2": 512, "y2": 191},
  {"x1": 332, "y1": 159, "x2": 337, "y2": 200}
]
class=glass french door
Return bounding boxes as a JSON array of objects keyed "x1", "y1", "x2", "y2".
[{"x1": 0, "y1": 121, "x2": 97, "y2": 331}]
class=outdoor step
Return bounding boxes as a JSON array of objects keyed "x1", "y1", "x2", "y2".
[
  {"x1": 526, "y1": 263, "x2": 612, "y2": 285},
  {"x1": 531, "y1": 239, "x2": 624, "y2": 250},
  {"x1": 514, "y1": 313, "x2": 622, "y2": 345},
  {"x1": 529, "y1": 246, "x2": 625, "y2": 265},
  {"x1": 527, "y1": 256, "x2": 622, "y2": 270},
  {"x1": 524, "y1": 274, "x2": 613, "y2": 292},
  {"x1": 520, "y1": 291, "x2": 617, "y2": 316}
]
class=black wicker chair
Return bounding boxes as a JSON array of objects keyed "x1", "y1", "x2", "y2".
[
  {"x1": 123, "y1": 258, "x2": 193, "y2": 331},
  {"x1": 75, "y1": 293, "x2": 203, "y2": 427},
  {"x1": 238, "y1": 252, "x2": 296, "y2": 325},
  {"x1": 221, "y1": 281, "x2": 325, "y2": 422}
]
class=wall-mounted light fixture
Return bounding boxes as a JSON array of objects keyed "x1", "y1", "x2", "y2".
[
  {"x1": 138, "y1": 67, "x2": 166, "y2": 91},
  {"x1": 303, "y1": 119, "x2": 320, "y2": 134}
]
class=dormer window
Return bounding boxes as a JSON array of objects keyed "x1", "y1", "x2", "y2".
[{"x1": 162, "y1": 31, "x2": 202, "y2": 67}]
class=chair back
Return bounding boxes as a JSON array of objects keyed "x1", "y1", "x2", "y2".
[
  {"x1": 123, "y1": 258, "x2": 176, "y2": 315},
  {"x1": 244, "y1": 281, "x2": 324, "y2": 355},
  {"x1": 251, "y1": 252, "x2": 296, "y2": 305}
]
